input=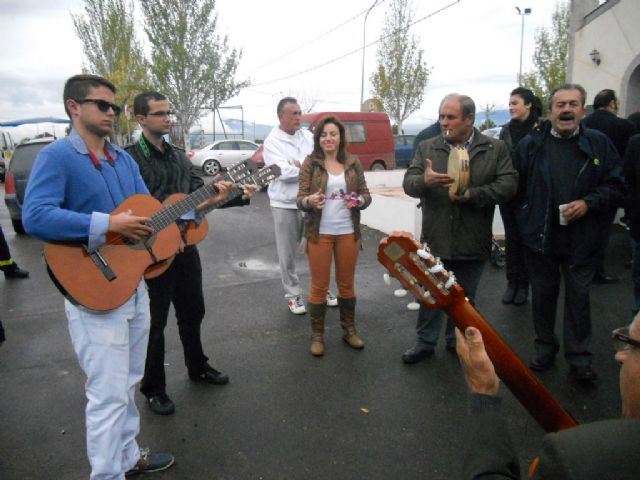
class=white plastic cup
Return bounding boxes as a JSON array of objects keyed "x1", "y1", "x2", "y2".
[{"x1": 559, "y1": 204, "x2": 568, "y2": 225}]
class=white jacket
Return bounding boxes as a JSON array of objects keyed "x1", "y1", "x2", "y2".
[{"x1": 263, "y1": 126, "x2": 313, "y2": 208}]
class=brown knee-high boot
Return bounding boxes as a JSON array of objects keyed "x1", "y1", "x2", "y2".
[
  {"x1": 338, "y1": 297, "x2": 364, "y2": 349},
  {"x1": 308, "y1": 303, "x2": 326, "y2": 356}
]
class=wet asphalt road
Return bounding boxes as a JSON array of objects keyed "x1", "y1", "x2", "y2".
[{"x1": 0, "y1": 185, "x2": 633, "y2": 479}]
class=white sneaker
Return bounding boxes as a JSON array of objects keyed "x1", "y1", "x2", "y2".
[
  {"x1": 326, "y1": 291, "x2": 338, "y2": 307},
  {"x1": 287, "y1": 296, "x2": 306, "y2": 314}
]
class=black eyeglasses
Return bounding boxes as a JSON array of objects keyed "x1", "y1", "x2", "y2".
[
  {"x1": 612, "y1": 326, "x2": 640, "y2": 352},
  {"x1": 147, "y1": 111, "x2": 175, "y2": 118},
  {"x1": 75, "y1": 98, "x2": 122, "y2": 116}
]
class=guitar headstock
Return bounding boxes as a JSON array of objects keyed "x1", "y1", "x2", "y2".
[
  {"x1": 377, "y1": 232, "x2": 465, "y2": 309},
  {"x1": 248, "y1": 164, "x2": 281, "y2": 188}
]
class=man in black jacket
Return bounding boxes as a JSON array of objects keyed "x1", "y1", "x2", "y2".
[
  {"x1": 126, "y1": 91, "x2": 256, "y2": 415},
  {"x1": 514, "y1": 84, "x2": 625, "y2": 383},
  {"x1": 583, "y1": 89, "x2": 637, "y2": 283},
  {"x1": 457, "y1": 313, "x2": 640, "y2": 479}
]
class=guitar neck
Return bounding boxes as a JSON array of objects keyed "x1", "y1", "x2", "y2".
[
  {"x1": 446, "y1": 296, "x2": 578, "y2": 432},
  {"x1": 148, "y1": 182, "x2": 220, "y2": 232}
]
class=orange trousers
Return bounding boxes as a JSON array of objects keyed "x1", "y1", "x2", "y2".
[{"x1": 306, "y1": 233, "x2": 360, "y2": 304}]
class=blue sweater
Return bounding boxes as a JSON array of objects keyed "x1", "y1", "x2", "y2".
[{"x1": 23, "y1": 130, "x2": 149, "y2": 246}]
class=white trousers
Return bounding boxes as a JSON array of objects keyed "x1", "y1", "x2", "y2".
[
  {"x1": 271, "y1": 207, "x2": 304, "y2": 299},
  {"x1": 66, "y1": 280, "x2": 150, "y2": 480}
]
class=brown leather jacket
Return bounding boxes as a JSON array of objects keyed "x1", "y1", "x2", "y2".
[{"x1": 297, "y1": 153, "x2": 372, "y2": 243}]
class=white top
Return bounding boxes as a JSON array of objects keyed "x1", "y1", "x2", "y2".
[
  {"x1": 263, "y1": 126, "x2": 313, "y2": 209},
  {"x1": 319, "y1": 172, "x2": 354, "y2": 235}
]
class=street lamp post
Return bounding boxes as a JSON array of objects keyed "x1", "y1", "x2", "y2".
[
  {"x1": 360, "y1": 0, "x2": 380, "y2": 111},
  {"x1": 516, "y1": 7, "x2": 532, "y2": 85}
]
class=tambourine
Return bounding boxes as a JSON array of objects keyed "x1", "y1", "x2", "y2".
[{"x1": 447, "y1": 146, "x2": 470, "y2": 195}]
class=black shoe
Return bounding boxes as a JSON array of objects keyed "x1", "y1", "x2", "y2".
[
  {"x1": 593, "y1": 272, "x2": 619, "y2": 284},
  {"x1": 571, "y1": 365, "x2": 598, "y2": 383},
  {"x1": 189, "y1": 364, "x2": 229, "y2": 385},
  {"x1": 529, "y1": 356, "x2": 555, "y2": 372},
  {"x1": 126, "y1": 449, "x2": 174, "y2": 476},
  {"x1": 501, "y1": 284, "x2": 516, "y2": 304},
  {"x1": 512, "y1": 288, "x2": 528, "y2": 306},
  {"x1": 401, "y1": 345, "x2": 434, "y2": 364},
  {"x1": 147, "y1": 393, "x2": 175, "y2": 415},
  {"x1": 2, "y1": 264, "x2": 29, "y2": 279}
]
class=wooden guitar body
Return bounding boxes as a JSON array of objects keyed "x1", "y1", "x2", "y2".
[
  {"x1": 44, "y1": 194, "x2": 181, "y2": 311},
  {"x1": 378, "y1": 232, "x2": 577, "y2": 433}
]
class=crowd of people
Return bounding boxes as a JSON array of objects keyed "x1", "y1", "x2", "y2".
[{"x1": 2, "y1": 71, "x2": 639, "y2": 478}]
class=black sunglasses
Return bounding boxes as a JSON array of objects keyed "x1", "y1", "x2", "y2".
[
  {"x1": 75, "y1": 98, "x2": 122, "y2": 116},
  {"x1": 147, "y1": 110, "x2": 175, "y2": 118},
  {"x1": 612, "y1": 326, "x2": 640, "y2": 352}
]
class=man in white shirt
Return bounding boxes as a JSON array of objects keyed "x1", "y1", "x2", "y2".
[{"x1": 263, "y1": 97, "x2": 336, "y2": 314}]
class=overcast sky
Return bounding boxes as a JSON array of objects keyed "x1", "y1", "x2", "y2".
[{"x1": 0, "y1": 0, "x2": 562, "y2": 139}]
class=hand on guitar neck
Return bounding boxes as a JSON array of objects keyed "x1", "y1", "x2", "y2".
[
  {"x1": 456, "y1": 327, "x2": 500, "y2": 397},
  {"x1": 108, "y1": 210, "x2": 153, "y2": 242}
]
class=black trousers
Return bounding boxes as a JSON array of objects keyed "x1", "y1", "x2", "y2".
[
  {"x1": 140, "y1": 245, "x2": 208, "y2": 397},
  {"x1": 0, "y1": 226, "x2": 12, "y2": 262},
  {"x1": 499, "y1": 204, "x2": 528, "y2": 287},
  {"x1": 524, "y1": 247, "x2": 596, "y2": 367}
]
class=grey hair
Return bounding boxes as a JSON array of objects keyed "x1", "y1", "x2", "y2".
[
  {"x1": 548, "y1": 83, "x2": 587, "y2": 109},
  {"x1": 277, "y1": 97, "x2": 298, "y2": 116},
  {"x1": 439, "y1": 93, "x2": 475, "y2": 118}
]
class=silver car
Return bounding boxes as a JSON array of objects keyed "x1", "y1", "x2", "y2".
[{"x1": 188, "y1": 139, "x2": 259, "y2": 176}]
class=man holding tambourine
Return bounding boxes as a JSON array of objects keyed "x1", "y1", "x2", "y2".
[{"x1": 401, "y1": 93, "x2": 518, "y2": 364}]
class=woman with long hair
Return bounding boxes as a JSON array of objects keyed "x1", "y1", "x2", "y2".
[
  {"x1": 499, "y1": 87, "x2": 542, "y2": 305},
  {"x1": 297, "y1": 116, "x2": 371, "y2": 356}
]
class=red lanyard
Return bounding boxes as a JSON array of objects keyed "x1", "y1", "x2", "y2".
[{"x1": 87, "y1": 146, "x2": 115, "y2": 170}]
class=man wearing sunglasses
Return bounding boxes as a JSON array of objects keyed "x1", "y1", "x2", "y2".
[
  {"x1": 126, "y1": 91, "x2": 256, "y2": 416},
  {"x1": 456, "y1": 315, "x2": 640, "y2": 479},
  {"x1": 23, "y1": 75, "x2": 174, "y2": 478}
]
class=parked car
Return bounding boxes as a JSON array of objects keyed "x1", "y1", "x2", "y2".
[
  {"x1": 394, "y1": 134, "x2": 417, "y2": 168},
  {"x1": 248, "y1": 144, "x2": 264, "y2": 171},
  {"x1": 0, "y1": 130, "x2": 16, "y2": 182},
  {"x1": 300, "y1": 112, "x2": 395, "y2": 170},
  {"x1": 4, "y1": 137, "x2": 55, "y2": 234},
  {"x1": 188, "y1": 139, "x2": 259, "y2": 176},
  {"x1": 482, "y1": 126, "x2": 502, "y2": 139}
]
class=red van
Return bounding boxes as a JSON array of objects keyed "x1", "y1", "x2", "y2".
[{"x1": 300, "y1": 112, "x2": 395, "y2": 170}]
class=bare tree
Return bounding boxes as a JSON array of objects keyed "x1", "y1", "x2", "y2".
[
  {"x1": 521, "y1": 1, "x2": 569, "y2": 113},
  {"x1": 140, "y1": 0, "x2": 249, "y2": 149},
  {"x1": 370, "y1": 0, "x2": 430, "y2": 134},
  {"x1": 72, "y1": 0, "x2": 151, "y2": 143}
]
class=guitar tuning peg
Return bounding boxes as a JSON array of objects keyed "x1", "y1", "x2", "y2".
[
  {"x1": 383, "y1": 273, "x2": 391, "y2": 286},
  {"x1": 416, "y1": 248, "x2": 432, "y2": 260}
]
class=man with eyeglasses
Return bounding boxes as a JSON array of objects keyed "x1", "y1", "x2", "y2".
[
  {"x1": 23, "y1": 75, "x2": 175, "y2": 477},
  {"x1": 457, "y1": 315, "x2": 640, "y2": 479},
  {"x1": 125, "y1": 91, "x2": 256, "y2": 416}
]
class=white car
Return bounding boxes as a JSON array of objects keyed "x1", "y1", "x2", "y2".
[
  {"x1": 481, "y1": 127, "x2": 502, "y2": 139},
  {"x1": 188, "y1": 139, "x2": 259, "y2": 176}
]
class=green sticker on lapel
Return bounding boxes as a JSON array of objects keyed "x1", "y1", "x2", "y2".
[{"x1": 593, "y1": 158, "x2": 600, "y2": 166}]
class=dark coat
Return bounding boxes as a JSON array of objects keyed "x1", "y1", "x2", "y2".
[
  {"x1": 513, "y1": 122, "x2": 625, "y2": 266},
  {"x1": 463, "y1": 405, "x2": 640, "y2": 480},
  {"x1": 623, "y1": 134, "x2": 640, "y2": 240},
  {"x1": 403, "y1": 130, "x2": 517, "y2": 260},
  {"x1": 583, "y1": 109, "x2": 637, "y2": 157},
  {"x1": 296, "y1": 153, "x2": 371, "y2": 243}
]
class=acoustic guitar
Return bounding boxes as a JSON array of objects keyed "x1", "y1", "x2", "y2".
[
  {"x1": 44, "y1": 161, "x2": 280, "y2": 311},
  {"x1": 377, "y1": 232, "x2": 577, "y2": 433},
  {"x1": 144, "y1": 163, "x2": 281, "y2": 278}
]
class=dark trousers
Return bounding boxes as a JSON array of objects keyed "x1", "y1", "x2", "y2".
[
  {"x1": 499, "y1": 204, "x2": 528, "y2": 287},
  {"x1": 524, "y1": 248, "x2": 596, "y2": 367},
  {"x1": 595, "y1": 208, "x2": 617, "y2": 276},
  {"x1": 415, "y1": 259, "x2": 485, "y2": 348},
  {"x1": 140, "y1": 246, "x2": 208, "y2": 397},
  {"x1": 0, "y1": 226, "x2": 11, "y2": 262}
]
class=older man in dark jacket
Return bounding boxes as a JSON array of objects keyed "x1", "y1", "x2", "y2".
[
  {"x1": 514, "y1": 83, "x2": 625, "y2": 383},
  {"x1": 401, "y1": 93, "x2": 518, "y2": 364}
]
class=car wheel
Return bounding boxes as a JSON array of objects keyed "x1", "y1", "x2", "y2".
[
  {"x1": 202, "y1": 159, "x2": 222, "y2": 176},
  {"x1": 12, "y1": 218, "x2": 25, "y2": 235},
  {"x1": 371, "y1": 161, "x2": 386, "y2": 171}
]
